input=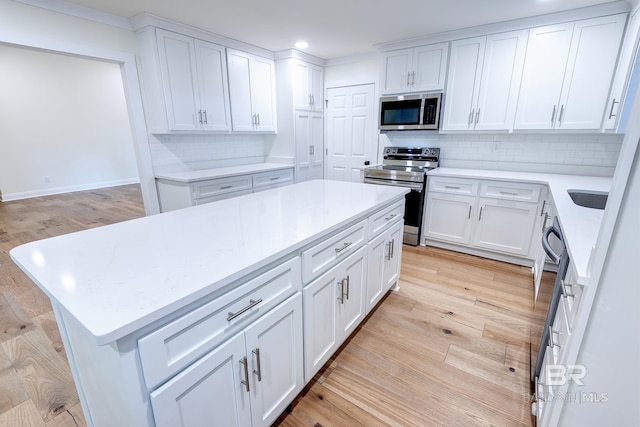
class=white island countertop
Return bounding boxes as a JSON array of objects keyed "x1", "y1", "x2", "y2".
[
  {"x1": 427, "y1": 168, "x2": 612, "y2": 284},
  {"x1": 155, "y1": 163, "x2": 293, "y2": 183},
  {"x1": 10, "y1": 180, "x2": 408, "y2": 345}
]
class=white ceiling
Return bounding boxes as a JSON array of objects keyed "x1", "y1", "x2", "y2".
[{"x1": 63, "y1": 0, "x2": 632, "y2": 59}]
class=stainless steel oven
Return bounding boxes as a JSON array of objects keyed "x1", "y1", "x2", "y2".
[{"x1": 363, "y1": 147, "x2": 439, "y2": 245}]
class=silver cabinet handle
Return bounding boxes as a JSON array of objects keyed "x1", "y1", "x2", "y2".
[
  {"x1": 252, "y1": 113, "x2": 256, "y2": 126},
  {"x1": 252, "y1": 348, "x2": 262, "y2": 381},
  {"x1": 560, "y1": 280, "x2": 575, "y2": 298},
  {"x1": 309, "y1": 145, "x2": 314, "y2": 155},
  {"x1": 309, "y1": 94, "x2": 313, "y2": 105},
  {"x1": 202, "y1": 109, "x2": 208, "y2": 124},
  {"x1": 407, "y1": 71, "x2": 411, "y2": 86},
  {"x1": 384, "y1": 214, "x2": 397, "y2": 221},
  {"x1": 385, "y1": 242, "x2": 391, "y2": 261},
  {"x1": 468, "y1": 205, "x2": 472, "y2": 219},
  {"x1": 227, "y1": 298, "x2": 263, "y2": 321},
  {"x1": 540, "y1": 200, "x2": 547, "y2": 217},
  {"x1": 411, "y1": 71, "x2": 416, "y2": 86},
  {"x1": 198, "y1": 110, "x2": 203, "y2": 124},
  {"x1": 240, "y1": 357, "x2": 250, "y2": 392},
  {"x1": 551, "y1": 105, "x2": 557, "y2": 125},
  {"x1": 256, "y1": 113, "x2": 260, "y2": 125},
  {"x1": 609, "y1": 98, "x2": 619, "y2": 119},
  {"x1": 334, "y1": 241, "x2": 352, "y2": 254},
  {"x1": 270, "y1": 177, "x2": 279, "y2": 181},
  {"x1": 444, "y1": 185, "x2": 460, "y2": 190},
  {"x1": 558, "y1": 105, "x2": 565, "y2": 125},
  {"x1": 499, "y1": 191, "x2": 518, "y2": 196},
  {"x1": 390, "y1": 239, "x2": 395, "y2": 259},
  {"x1": 469, "y1": 109, "x2": 475, "y2": 127},
  {"x1": 343, "y1": 275, "x2": 350, "y2": 301},
  {"x1": 541, "y1": 212, "x2": 549, "y2": 233},
  {"x1": 548, "y1": 325, "x2": 561, "y2": 348},
  {"x1": 475, "y1": 108, "x2": 480, "y2": 124},
  {"x1": 221, "y1": 185, "x2": 233, "y2": 190},
  {"x1": 338, "y1": 280, "x2": 345, "y2": 304},
  {"x1": 478, "y1": 206, "x2": 483, "y2": 221}
]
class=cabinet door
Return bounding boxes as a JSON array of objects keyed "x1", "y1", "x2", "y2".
[
  {"x1": 157, "y1": 29, "x2": 200, "y2": 131},
  {"x1": 296, "y1": 112, "x2": 323, "y2": 183},
  {"x1": 303, "y1": 264, "x2": 340, "y2": 381},
  {"x1": 412, "y1": 43, "x2": 449, "y2": 92},
  {"x1": 557, "y1": 15, "x2": 626, "y2": 130},
  {"x1": 293, "y1": 61, "x2": 324, "y2": 111},
  {"x1": 250, "y1": 56, "x2": 277, "y2": 132},
  {"x1": 383, "y1": 221, "x2": 403, "y2": 291},
  {"x1": 381, "y1": 49, "x2": 412, "y2": 94},
  {"x1": 472, "y1": 198, "x2": 537, "y2": 256},
  {"x1": 423, "y1": 192, "x2": 476, "y2": 245},
  {"x1": 441, "y1": 37, "x2": 485, "y2": 131},
  {"x1": 150, "y1": 332, "x2": 251, "y2": 427},
  {"x1": 366, "y1": 232, "x2": 386, "y2": 313},
  {"x1": 227, "y1": 49, "x2": 255, "y2": 131},
  {"x1": 474, "y1": 30, "x2": 527, "y2": 130},
  {"x1": 336, "y1": 246, "x2": 367, "y2": 343},
  {"x1": 194, "y1": 40, "x2": 232, "y2": 131},
  {"x1": 244, "y1": 294, "x2": 303, "y2": 427},
  {"x1": 513, "y1": 23, "x2": 574, "y2": 130}
]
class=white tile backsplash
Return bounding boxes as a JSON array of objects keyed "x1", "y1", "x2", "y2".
[
  {"x1": 149, "y1": 134, "x2": 267, "y2": 173},
  {"x1": 381, "y1": 132, "x2": 623, "y2": 176}
]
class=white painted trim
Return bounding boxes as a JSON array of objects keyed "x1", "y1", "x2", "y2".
[
  {"x1": 273, "y1": 49, "x2": 325, "y2": 66},
  {"x1": 375, "y1": 2, "x2": 631, "y2": 52},
  {"x1": 1, "y1": 179, "x2": 140, "y2": 202},
  {"x1": 13, "y1": 0, "x2": 132, "y2": 30},
  {"x1": 0, "y1": 31, "x2": 160, "y2": 215}
]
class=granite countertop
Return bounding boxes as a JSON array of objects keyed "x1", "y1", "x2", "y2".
[
  {"x1": 155, "y1": 163, "x2": 294, "y2": 183},
  {"x1": 10, "y1": 181, "x2": 408, "y2": 345},
  {"x1": 427, "y1": 168, "x2": 612, "y2": 284}
]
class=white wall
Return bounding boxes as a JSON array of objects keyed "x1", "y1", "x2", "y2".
[{"x1": 0, "y1": 45, "x2": 139, "y2": 201}]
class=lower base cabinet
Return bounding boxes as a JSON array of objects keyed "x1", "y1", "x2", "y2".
[
  {"x1": 366, "y1": 220, "x2": 403, "y2": 312},
  {"x1": 303, "y1": 245, "x2": 367, "y2": 382},
  {"x1": 150, "y1": 293, "x2": 303, "y2": 427}
]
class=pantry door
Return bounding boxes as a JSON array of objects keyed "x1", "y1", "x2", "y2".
[{"x1": 325, "y1": 84, "x2": 376, "y2": 182}]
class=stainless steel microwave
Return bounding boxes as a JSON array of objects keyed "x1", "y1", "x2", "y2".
[{"x1": 379, "y1": 93, "x2": 442, "y2": 130}]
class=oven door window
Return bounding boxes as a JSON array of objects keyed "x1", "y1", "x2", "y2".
[
  {"x1": 380, "y1": 99, "x2": 422, "y2": 126},
  {"x1": 404, "y1": 189, "x2": 423, "y2": 228}
]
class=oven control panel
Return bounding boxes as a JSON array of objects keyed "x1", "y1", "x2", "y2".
[{"x1": 383, "y1": 146, "x2": 439, "y2": 160}]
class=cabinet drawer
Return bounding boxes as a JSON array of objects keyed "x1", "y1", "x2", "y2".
[
  {"x1": 301, "y1": 220, "x2": 367, "y2": 284},
  {"x1": 428, "y1": 176, "x2": 478, "y2": 195},
  {"x1": 253, "y1": 168, "x2": 294, "y2": 189},
  {"x1": 480, "y1": 181, "x2": 541, "y2": 203},
  {"x1": 192, "y1": 175, "x2": 252, "y2": 199},
  {"x1": 138, "y1": 257, "x2": 301, "y2": 389},
  {"x1": 368, "y1": 200, "x2": 404, "y2": 239},
  {"x1": 194, "y1": 188, "x2": 252, "y2": 205}
]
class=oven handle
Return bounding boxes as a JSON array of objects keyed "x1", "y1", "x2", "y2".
[{"x1": 363, "y1": 178, "x2": 423, "y2": 192}]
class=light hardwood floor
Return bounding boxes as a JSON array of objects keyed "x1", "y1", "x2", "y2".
[{"x1": 0, "y1": 185, "x2": 553, "y2": 426}]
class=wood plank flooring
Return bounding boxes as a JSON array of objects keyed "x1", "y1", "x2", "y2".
[{"x1": 0, "y1": 185, "x2": 554, "y2": 426}]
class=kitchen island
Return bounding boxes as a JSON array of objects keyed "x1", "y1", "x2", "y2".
[{"x1": 10, "y1": 180, "x2": 408, "y2": 427}]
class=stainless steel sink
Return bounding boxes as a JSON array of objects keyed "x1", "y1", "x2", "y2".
[{"x1": 567, "y1": 190, "x2": 608, "y2": 210}]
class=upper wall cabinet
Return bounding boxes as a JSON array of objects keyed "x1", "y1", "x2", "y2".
[
  {"x1": 227, "y1": 49, "x2": 277, "y2": 132},
  {"x1": 138, "y1": 28, "x2": 232, "y2": 133},
  {"x1": 441, "y1": 30, "x2": 528, "y2": 131},
  {"x1": 380, "y1": 43, "x2": 449, "y2": 94},
  {"x1": 514, "y1": 14, "x2": 627, "y2": 130},
  {"x1": 293, "y1": 60, "x2": 324, "y2": 112}
]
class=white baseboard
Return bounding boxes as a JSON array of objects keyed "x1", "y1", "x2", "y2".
[{"x1": 1, "y1": 178, "x2": 140, "y2": 202}]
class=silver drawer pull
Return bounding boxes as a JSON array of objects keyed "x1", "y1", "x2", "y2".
[
  {"x1": 499, "y1": 191, "x2": 518, "y2": 196},
  {"x1": 240, "y1": 357, "x2": 250, "y2": 392},
  {"x1": 252, "y1": 348, "x2": 262, "y2": 381},
  {"x1": 270, "y1": 177, "x2": 280, "y2": 181},
  {"x1": 444, "y1": 185, "x2": 460, "y2": 190},
  {"x1": 220, "y1": 185, "x2": 233, "y2": 190},
  {"x1": 227, "y1": 298, "x2": 263, "y2": 321},
  {"x1": 548, "y1": 326, "x2": 561, "y2": 348},
  {"x1": 560, "y1": 280, "x2": 575, "y2": 298},
  {"x1": 384, "y1": 214, "x2": 397, "y2": 221},
  {"x1": 334, "y1": 241, "x2": 352, "y2": 254}
]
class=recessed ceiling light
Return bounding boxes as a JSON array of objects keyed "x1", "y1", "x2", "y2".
[{"x1": 295, "y1": 41, "x2": 309, "y2": 49}]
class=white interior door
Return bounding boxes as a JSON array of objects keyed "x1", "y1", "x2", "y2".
[{"x1": 326, "y1": 84, "x2": 376, "y2": 182}]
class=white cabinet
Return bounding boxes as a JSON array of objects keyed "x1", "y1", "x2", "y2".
[
  {"x1": 514, "y1": 15, "x2": 626, "y2": 130},
  {"x1": 155, "y1": 29, "x2": 232, "y2": 132},
  {"x1": 366, "y1": 220, "x2": 403, "y2": 312},
  {"x1": 295, "y1": 111, "x2": 324, "y2": 182},
  {"x1": 156, "y1": 167, "x2": 294, "y2": 212},
  {"x1": 471, "y1": 198, "x2": 538, "y2": 256},
  {"x1": 151, "y1": 293, "x2": 303, "y2": 427},
  {"x1": 441, "y1": 30, "x2": 527, "y2": 131},
  {"x1": 424, "y1": 176, "x2": 544, "y2": 260},
  {"x1": 424, "y1": 192, "x2": 476, "y2": 245},
  {"x1": 380, "y1": 43, "x2": 449, "y2": 94},
  {"x1": 293, "y1": 60, "x2": 324, "y2": 111},
  {"x1": 227, "y1": 49, "x2": 277, "y2": 132},
  {"x1": 303, "y1": 245, "x2": 366, "y2": 382}
]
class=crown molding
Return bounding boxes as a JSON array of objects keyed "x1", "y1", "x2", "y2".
[{"x1": 14, "y1": 0, "x2": 132, "y2": 30}]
